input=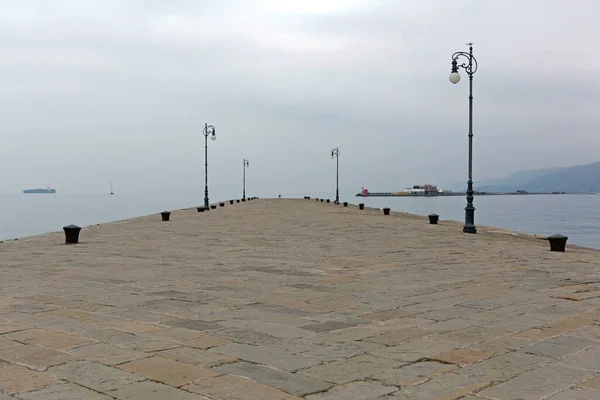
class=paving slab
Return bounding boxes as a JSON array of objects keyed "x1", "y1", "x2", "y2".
[{"x1": 1, "y1": 199, "x2": 600, "y2": 398}]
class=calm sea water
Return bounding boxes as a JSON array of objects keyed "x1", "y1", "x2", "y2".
[
  {"x1": 360, "y1": 194, "x2": 600, "y2": 249},
  {"x1": 0, "y1": 193, "x2": 598, "y2": 250}
]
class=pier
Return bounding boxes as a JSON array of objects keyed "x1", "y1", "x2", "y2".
[{"x1": 0, "y1": 199, "x2": 599, "y2": 399}]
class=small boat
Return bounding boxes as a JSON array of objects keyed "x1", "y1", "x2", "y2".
[{"x1": 23, "y1": 187, "x2": 56, "y2": 194}]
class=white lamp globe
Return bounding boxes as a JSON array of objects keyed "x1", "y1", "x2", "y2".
[
  {"x1": 211, "y1": 134, "x2": 216, "y2": 141},
  {"x1": 449, "y1": 72, "x2": 461, "y2": 84}
]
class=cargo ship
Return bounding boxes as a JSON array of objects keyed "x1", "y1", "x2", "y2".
[
  {"x1": 23, "y1": 187, "x2": 56, "y2": 194},
  {"x1": 356, "y1": 185, "x2": 451, "y2": 197}
]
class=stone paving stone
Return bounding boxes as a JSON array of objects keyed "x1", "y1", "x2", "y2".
[
  {"x1": 0, "y1": 344, "x2": 74, "y2": 371},
  {"x1": 460, "y1": 351, "x2": 553, "y2": 382},
  {"x1": 3, "y1": 328, "x2": 93, "y2": 350},
  {"x1": 66, "y1": 343, "x2": 148, "y2": 365},
  {"x1": 371, "y1": 336, "x2": 460, "y2": 363},
  {"x1": 580, "y1": 376, "x2": 600, "y2": 390},
  {"x1": 214, "y1": 361, "x2": 332, "y2": 396},
  {"x1": 300, "y1": 354, "x2": 401, "y2": 384},
  {"x1": 76, "y1": 328, "x2": 137, "y2": 344},
  {"x1": 306, "y1": 326, "x2": 381, "y2": 344},
  {"x1": 571, "y1": 325, "x2": 600, "y2": 342},
  {"x1": 556, "y1": 346, "x2": 600, "y2": 372},
  {"x1": 428, "y1": 349, "x2": 495, "y2": 366},
  {"x1": 478, "y1": 365, "x2": 595, "y2": 400},
  {"x1": 118, "y1": 356, "x2": 219, "y2": 387},
  {"x1": 156, "y1": 346, "x2": 238, "y2": 367},
  {"x1": 387, "y1": 372, "x2": 491, "y2": 400},
  {"x1": 466, "y1": 335, "x2": 533, "y2": 354},
  {"x1": 305, "y1": 381, "x2": 398, "y2": 399},
  {"x1": 217, "y1": 319, "x2": 314, "y2": 338},
  {"x1": 210, "y1": 343, "x2": 318, "y2": 371},
  {"x1": 49, "y1": 360, "x2": 144, "y2": 392},
  {"x1": 360, "y1": 309, "x2": 411, "y2": 321},
  {"x1": 160, "y1": 318, "x2": 221, "y2": 331},
  {"x1": 294, "y1": 341, "x2": 382, "y2": 363},
  {"x1": 0, "y1": 363, "x2": 58, "y2": 393},
  {"x1": 547, "y1": 388, "x2": 600, "y2": 399},
  {"x1": 9, "y1": 302, "x2": 58, "y2": 314},
  {"x1": 118, "y1": 339, "x2": 181, "y2": 352},
  {"x1": 371, "y1": 361, "x2": 456, "y2": 387},
  {"x1": 40, "y1": 309, "x2": 117, "y2": 323},
  {"x1": 418, "y1": 305, "x2": 477, "y2": 321},
  {"x1": 188, "y1": 375, "x2": 300, "y2": 400},
  {"x1": 513, "y1": 315, "x2": 596, "y2": 340},
  {"x1": 17, "y1": 383, "x2": 113, "y2": 399},
  {"x1": 103, "y1": 320, "x2": 165, "y2": 334},
  {"x1": 521, "y1": 335, "x2": 597, "y2": 359},
  {"x1": 148, "y1": 328, "x2": 231, "y2": 349},
  {"x1": 0, "y1": 337, "x2": 21, "y2": 351},
  {"x1": 108, "y1": 381, "x2": 205, "y2": 400},
  {"x1": 0, "y1": 322, "x2": 32, "y2": 334},
  {"x1": 300, "y1": 318, "x2": 371, "y2": 333},
  {"x1": 434, "y1": 325, "x2": 510, "y2": 345},
  {"x1": 364, "y1": 326, "x2": 436, "y2": 346}
]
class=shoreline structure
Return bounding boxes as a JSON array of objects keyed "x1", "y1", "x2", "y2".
[{"x1": 0, "y1": 198, "x2": 599, "y2": 399}]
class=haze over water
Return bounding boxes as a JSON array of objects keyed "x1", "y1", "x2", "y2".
[{"x1": 1, "y1": 193, "x2": 598, "y2": 250}]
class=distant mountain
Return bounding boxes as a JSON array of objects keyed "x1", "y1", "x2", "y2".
[{"x1": 474, "y1": 162, "x2": 600, "y2": 193}]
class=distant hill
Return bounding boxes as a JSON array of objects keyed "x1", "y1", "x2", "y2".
[{"x1": 474, "y1": 162, "x2": 600, "y2": 193}]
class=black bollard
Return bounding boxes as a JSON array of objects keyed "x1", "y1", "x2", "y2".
[
  {"x1": 242, "y1": 199, "x2": 246, "y2": 202},
  {"x1": 219, "y1": 202, "x2": 225, "y2": 207},
  {"x1": 359, "y1": 203, "x2": 364, "y2": 210},
  {"x1": 428, "y1": 214, "x2": 439, "y2": 224},
  {"x1": 237, "y1": 200, "x2": 240, "y2": 203},
  {"x1": 63, "y1": 224, "x2": 81, "y2": 244},
  {"x1": 548, "y1": 234, "x2": 568, "y2": 252},
  {"x1": 197, "y1": 207, "x2": 205, "y2": 212},
  {"x1": 383, "y1": 208, "x2": 390, "y2": 215},
  {"x1": 230, "y1": 200, "x2": 234, "y2": 204},
  {"x1": 161, "y1": 211, "x2": 171, "y2": 221},
  {"x1": 304, "y1": 196, "x2": 310, "y2": 199},
  {"x1": 210, "y1": 205, "x2": 217, "y2": 209},
  {"x1": 343, "y1": 202, "x2": 348, "y2": 207},
  {"x1": 326, "y1": 199, "x2": 330, "y2": 203}
]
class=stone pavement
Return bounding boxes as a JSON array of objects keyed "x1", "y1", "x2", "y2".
[{"x1": 0, "y1": 198, "x2": 599, "y2": 399}]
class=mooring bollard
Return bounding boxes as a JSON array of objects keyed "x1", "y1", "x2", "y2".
[
  {"x1": 210, "y1": 205, "x2": 217, "y2": 209},
  {"x1": 428, "y1": 214, "x2": 439, "y2": 224},
  {"x1": 359, "y1": 203, "x2": 365, "y2": 210},
  {"x1": 304, "y1": 196, "x2": 310, "y2": 199},
  {"x1": 343, "y1": 202, "x2": 348, "y2": 207},
  {"x1": 548, "y1": 234, "x2": 568, "y2": 252},
  {"x1": 383, "y1": 208, "x2": 390, "y2": 215},
  {"x1": 219, "y1": 202, "x2": 225, "y2": 207},
  {"x1": 237, "y1": 199, "x2": 240, "y2": 203},
  {"x1": 161, "y1": 211, "x2": 171, "y2": 221},
  {"x1": 326, "y1": 199, "x2": 330, "y2": 203},
  {"x1": 230, "y1": 200, "x2": 234, "y2": 204},
  {"x1": 197, "y1": 207, "x2": 205, "y2": 212},
  {"x1": 63, "y1": 224, "x2": 81, "y2": 244}
]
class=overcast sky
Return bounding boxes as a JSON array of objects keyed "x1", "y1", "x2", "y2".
[{"x1": 0, "y1": 0, "x2": 598, "y2": 199}]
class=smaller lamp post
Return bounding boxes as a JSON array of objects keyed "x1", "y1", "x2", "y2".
[
  {"x1": 203, "y1": 123, "x2": 217, "y2": 210},
  {"x1": 331, "y1": 147, "x2": 340, "y2": 204},
  {"x1": 242, "y1": 159, "x2": 249, "y2": 201}
]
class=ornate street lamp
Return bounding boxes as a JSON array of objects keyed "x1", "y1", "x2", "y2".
[
  {"x1": 203, "y1": 123, "x2": 216, "y2": 210},
  {"x1": 242, "y1": 158, "x2": 249, "y2": 201},
  {"x1": 331, "y1": 147, "x2": 340, "y2": 204},
  {"x1": 449, "y1": 43, "x2": 478, "y2": 234}
]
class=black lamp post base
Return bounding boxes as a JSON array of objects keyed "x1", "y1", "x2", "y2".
[{"x1": 463, "y1": 225, "x2": 477, "y2": 234}]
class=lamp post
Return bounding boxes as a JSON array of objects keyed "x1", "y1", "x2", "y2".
[
  {"x1": 331, "y1": 147, "x2": 340, "y2": 204},
  {"x1": 449, "y1": 43, "x2": 477, "y2": 234},
  {"x1": 242, "y1": 158, "x2": 249, "y2": 201},
  {"x1": 203, "y1": 123, "x2": 216, "y2": 209}
]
